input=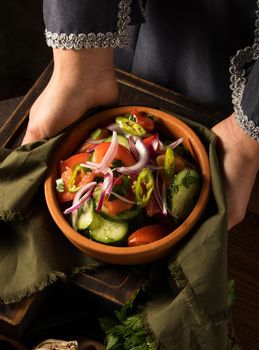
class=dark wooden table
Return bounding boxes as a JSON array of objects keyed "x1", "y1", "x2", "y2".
[{"x1": 0, "y1": 64, "x2": 258, "y2": 350}]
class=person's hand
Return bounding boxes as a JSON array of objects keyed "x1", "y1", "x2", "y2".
[
  {"x1": 22, "y1": 47, "x2": 118, "y2": 144},
  {"x1": 212, "y1": 113, "x2": 259, "y2": 230}
]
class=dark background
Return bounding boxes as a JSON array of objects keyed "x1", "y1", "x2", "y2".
[{"x1": 0, "y1": 0, "x2": 51, "y2": 100}]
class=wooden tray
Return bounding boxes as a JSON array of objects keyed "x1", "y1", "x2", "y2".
[{"x1": 0, "y1": 63, "x2": 258, "y2": 350}]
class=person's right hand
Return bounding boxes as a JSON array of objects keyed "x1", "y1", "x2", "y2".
[
  {"x1": 22, "y1": 47, "x2": 118, "y2": 144},
  {"x1": 212, "y1": 114, "x2": 259, "y2": 230}
]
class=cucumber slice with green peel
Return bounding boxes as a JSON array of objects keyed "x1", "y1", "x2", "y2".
[
  {"x1": 104, "y1": 134, "x2": 129, "y2": 149},
  {"x1": 100, "y1": 206, "x2": 143, "y2": 222},
  {"x1": 89, "y1": 212, "x2": 128, "y2": 244},
  {"x1": 169, "y1": 168, "x2": 201, "y2": 221},
  {"x1": 76, "y1": 199, "x2": 94, "y2": 231}
]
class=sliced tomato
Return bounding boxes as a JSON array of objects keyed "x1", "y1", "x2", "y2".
[
  {"x1": 103, "y1": 196, "x2": 134, "y2": 216},
  {"x1": 59, "y1": 153, "x2": 91, "y2": 173},
  {"x1": 57, "y1": 153, "x2": 93, "y2": 203},
  {"x1": 131, "y1": 108, "x2": 155, "y2": 132},
  {"x1": 78, "y1": 128, "x2": 110, "y2": 153},
  {"x1": 143, "y1": 135, "x2": 157, "y2": 149},
  {"x1": 127, "y1": 224, "x2": 169, "y2": 246},
  {"x1": 145, "y1": 193, "x2": 161, "y2": 217},
  {"x1": 57, "y1": 167, "x2": 75, "y2": 203},
  {"x1": 92, "y1": 142, "x2": 136, "y2": 166}
]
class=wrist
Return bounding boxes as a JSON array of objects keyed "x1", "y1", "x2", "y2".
[
  {"x1": 227, "y1": 113, "x2": 259, "y2": 169},
  {"x1": 52, "y1": 47, "x2": 116, "y2": 86}
]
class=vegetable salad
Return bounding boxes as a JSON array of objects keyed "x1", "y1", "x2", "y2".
[{"x1": 55, "y1": 109, "x2": 201, "y2": 246}]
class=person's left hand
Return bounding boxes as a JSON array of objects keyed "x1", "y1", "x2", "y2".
[
  {"x1": 22, "y1": 47, "x2": 118, "y2": 145},
  {"x1": 212, "y1": 113, "x2": 259, "y2": 230}
]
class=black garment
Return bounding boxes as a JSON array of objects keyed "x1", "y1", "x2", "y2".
[
  {"x1": 116, "y1": 1, "x2": 255, "y2": 112},
  {"x1": 43, "y1": 0, "x2": 259, "y2": 141},
  {"x1": 0, "y1": 0, "x2": 51, "y2": 99}
]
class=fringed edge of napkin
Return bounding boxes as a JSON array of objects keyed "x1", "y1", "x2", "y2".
[
  {"x1": 0, "y1": 209, "x2": 31, "y2": 222},
  {"x1": 139, "y1": 311, "x2": 166, "y2": 350},
  {"x1": 0, "y1": 264, "x2": 101, "y2": 304}
]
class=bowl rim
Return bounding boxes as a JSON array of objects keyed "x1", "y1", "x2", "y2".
[{"x1": 44, "y1": 106, "x2": 211, "y2": 260}]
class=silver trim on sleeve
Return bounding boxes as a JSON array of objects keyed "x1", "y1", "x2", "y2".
[
  {"x1": 230, "y1": 0, "x2": 259, "y2": 142},
  {"x1": 45, "y1": 0, "x2": 132, "y2": 50}
]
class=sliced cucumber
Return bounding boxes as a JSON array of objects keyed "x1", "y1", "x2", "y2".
[
  {"x1": 75, "y1": 199, "x2": 94, "y2": 231},
  {"x1": 89, "y1": 212, "x2": 128, "y2": 245},
  {"x1": 169, "y1": 168, "x2": 201, "y2": 221},
  {"x1": 104, "y1": 134, "x2": 129, "y2": 149},
  {"x1": 101, "y1": 206, "x2": 143, "y2": 222}
]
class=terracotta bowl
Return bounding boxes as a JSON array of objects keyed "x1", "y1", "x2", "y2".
[{"x1": 44, "y1": 106, "x2": 211, "y2": 265}]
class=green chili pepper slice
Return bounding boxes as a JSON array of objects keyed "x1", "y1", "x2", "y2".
[
  {"x1": 89, "y1": 128, "x2": 102, "y2": 140},
  {"x1": 164, "y1": 147, "x2": 175, "y2": 178},
  {"x1": 115, "y1": 116, "x2": 147, "y2": 136},
  {"x1": 68, "y1": 165, "x2": 85, "y2": 192},
  {"x1": 134, "y1": 168, "x2": 155, "y2": 207}
]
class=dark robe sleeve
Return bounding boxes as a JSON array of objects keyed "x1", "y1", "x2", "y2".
[
  {"x1": 43, "y1": 0, "x2": 144, "y2": 49},
  {"x1": 230, "y1": 6, "x2": 259, "y2": 142}
]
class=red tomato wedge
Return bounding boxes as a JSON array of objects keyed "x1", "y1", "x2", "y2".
[
  {"x1": 59, "y1": 153, "x2": 91, "y2": 173},
  {"x1": 57, "y1": 167, "x2": 75, "y2": 203},
  {"x1": 57, "y1": 153, "x2": 92, "y2": 203},
  {"x1": 103, "y1": 196, "x2": 134, "y2": 216},
  {"x1": 127, "y1": 224, "x2": 169, "y2": 246},
  {"x1": 131, "y1": 108, "x2": 155, "y2": 132},
  {"x1": 92, "y1": 142, "x2": 136, "y2": 166},
  {"x1": 143, "y1": 135, "x2": 157, "y2": 149}
]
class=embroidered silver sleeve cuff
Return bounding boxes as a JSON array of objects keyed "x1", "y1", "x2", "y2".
[
  {"x1": 44, "y1": 0, "x2": 132, "y2": 50},
  {"x1": 229, "y1": 1, "x2": 259, "y2": 142}
]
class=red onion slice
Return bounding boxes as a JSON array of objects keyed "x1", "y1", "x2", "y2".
[
  {"x1": 166, "y1": 203, "x2": 177, "y2": 219},
  {"x1": 85, "y1": 145, "x2": 98, "y2": 153},
  {"x1": 95, "y1": 167, "x2": 114, "y2": 212},
  {"x1": 81, "y1": 161, "x2": 100, "y2": 170},
  {"x1": 102, "y1": 168, "x2": 114, "y2": 196},
  {"x1": 128, "y1": 136, "x2": 139, "y2": 160},
  {"x1": 110, "y1": 191, "x2": 136, "y2": 204},
  {"x1": 167, "y1": 137, "x2": 184, "y2": 149},
  {"x1": 63, "y1": 181, "x2": 97, "y2": 215},
  {"x1": 161, "y1": 179, "x2": 167, "y2": 215},
  {"x1": 85, "y1": 138, "x2": 105, "y2": 144},
  {"x1": 97, "y1": 131, "x2": 118, "y2": 172},
  {"x1": 95, "y1": 189, "x2": 106, "y2": 213},
  {"x1": 71, "y1": 210, "x2": 78, "y2": 230},
  {"x1": 151, "y1": 133, "x2": 159, "y2": 152},
  {"x1": 116, "y1": 138, "x2": 149, "y2": 174},
  {"x1": 153, "y1": 171, "x2": 163, "y2": 211},
  {"x1": 106, "y1": 123, "x2": 122, "y2": 133}
]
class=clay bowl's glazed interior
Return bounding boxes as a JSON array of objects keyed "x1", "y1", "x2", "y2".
[{"x1": 44, "y1": 106, "x2": 211, "y2": 265}]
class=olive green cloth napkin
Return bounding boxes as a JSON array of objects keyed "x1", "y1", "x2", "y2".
[
  {"x1": 0, "y1": 112, "x2": 229, "y2": 349},
  {"x1": 0, "y1": 134, "x2": 99, "y2": 303},
  {"x1": 143, "y1": 115, "x2": 229, "y2": 349}
]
